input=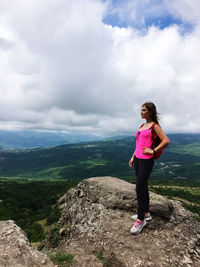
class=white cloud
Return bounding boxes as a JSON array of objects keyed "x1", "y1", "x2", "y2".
[
  {"x1": 0, "y1": 0, "x2": 200, "y2": 135},
  {"x1": 165, "y1": 0, "x2": 200, "y2": 23}
]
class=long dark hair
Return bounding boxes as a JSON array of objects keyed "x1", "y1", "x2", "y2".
[{"x1": 143, "y1": 102, "x2": 159, "y2": 124}]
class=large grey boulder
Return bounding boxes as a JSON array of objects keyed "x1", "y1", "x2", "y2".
[
  {"x1": 46, "y1": 177, "x2": 200, "y2": 267},
  {"x1": 0, "y1": 220, "x2": 55, "y2": 267}
]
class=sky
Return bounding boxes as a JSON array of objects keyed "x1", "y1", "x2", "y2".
[{"x1": 0, "y1": 0, "x2": 200, "y2": 135}]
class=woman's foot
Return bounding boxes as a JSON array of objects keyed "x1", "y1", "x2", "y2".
[
  {"x1": 131, "y1": 212, "x2": 152, "y2": 221},
  {"x1": 130, "y1": 219, "x2": 146, "y2": 234}
]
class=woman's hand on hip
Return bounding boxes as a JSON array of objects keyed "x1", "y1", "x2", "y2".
[{"x1": 142, "y1": 147, "x2": 154, "y2": 155}]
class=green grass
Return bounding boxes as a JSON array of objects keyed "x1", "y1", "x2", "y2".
[
  {"x1": 49, "y1": 251, "x2": 74, "y2": 267},
  {"x1": 149, "y1": 186, "x2": 200, "y2": 204},
  {"x1": 149, "y1": 184, "x2": 200, "y2": 221},
  {"x1": 168, "y1": 143, "x2": 200, "y2": 156},
  {"x1": 79, "y1": 159, "x2": 110, "y2": 169},
  {"x1": 95, "y1": 251, "x2": 109, "y2": 267},
  {"x1": 181, "y1": 203, "x2": 200, "y2": 221},
  {"x1": 82, "y1": 144, "x2": 97, "y2": 148}
]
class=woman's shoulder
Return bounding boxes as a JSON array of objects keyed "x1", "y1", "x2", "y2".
[
  {"x1": 150, "y1": 123, "x2": 161, "y2": 136},
  {"x1": 152, "y1": 123, "x2": 161, "y2": 129}
]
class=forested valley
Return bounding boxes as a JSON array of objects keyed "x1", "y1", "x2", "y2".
[{"x1": 0, "y1": 133, "x2": 199, "y2": 244}]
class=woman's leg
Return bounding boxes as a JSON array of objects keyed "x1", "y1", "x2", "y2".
[
  {"x1": 135, "y1": 157, "x2": 154, "y2": 220},
  {"x1": 144, "y1": 182, "x2": 150, "y2": 214}
]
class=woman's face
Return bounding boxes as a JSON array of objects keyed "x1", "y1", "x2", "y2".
[{"x1": 141, "y1": 105, "x2": 151, "y2": 119}]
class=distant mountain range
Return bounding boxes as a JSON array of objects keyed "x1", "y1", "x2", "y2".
[
  {"x1": 0, "y1": 130, "x2": 104, "y2": 150},
  {"x1": 0, "y1": 133, "x2": 199, "y2": 181}
]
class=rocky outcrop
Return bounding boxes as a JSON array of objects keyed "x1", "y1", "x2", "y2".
[
  {"x1": 46, "y1": 176, "x2": 200, "y2": 267},
  {"x1": 0, "y1": 220, "x2": 55, "y2": 267}
]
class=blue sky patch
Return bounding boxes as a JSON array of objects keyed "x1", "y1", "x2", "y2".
[{"x1": 102, "y1": 0, "x2": 194, "y2": 34}]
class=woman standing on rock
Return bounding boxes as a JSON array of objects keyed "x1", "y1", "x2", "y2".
[{"x1": 129, "y1": 102, "x2": 170, "y2": 234}]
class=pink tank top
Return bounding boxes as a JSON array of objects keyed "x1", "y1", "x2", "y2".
[{"x1": 135, "y1": 126, "x2": 154, "y2": 159}]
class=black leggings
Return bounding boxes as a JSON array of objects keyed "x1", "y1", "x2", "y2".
[{"x1": 134, "y1": 156, "x2": 154, "y2": 220}]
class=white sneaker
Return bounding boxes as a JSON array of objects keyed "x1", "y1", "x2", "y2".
[
  {"x1": 130, "y1": 219, "x2": 146, "y2": 234},
  {"x1": 132, "y1": 212, "x2": 152, "y2": 221}
]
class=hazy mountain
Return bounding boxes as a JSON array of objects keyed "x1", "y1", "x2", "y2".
[{"x1": 0, "y1": 130, "x2": 103, "y2": 150}]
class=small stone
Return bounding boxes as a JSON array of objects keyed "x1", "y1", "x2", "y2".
[
  {"x1": 147, "y1": 262, "x2": 155, "y2": 267},
  {"x1": 78, "y1": 189, "x2": 84, "y2": 198}
]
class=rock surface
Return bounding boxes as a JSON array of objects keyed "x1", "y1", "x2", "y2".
[
  {"x1": 49, "y1": 176, "x2": 200, "y2": 267},
  {"x1": 0, "y1": 220, "x2": 55, "y2": 267}
]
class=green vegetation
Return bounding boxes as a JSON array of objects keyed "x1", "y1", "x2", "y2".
[
  {"x1": 149, "y1": 181, "x2": 200, "y2": 221},
  {"x1": 0, "y1": 178, "x2": 199, "y2": 246},
  {"x1": 0, "y1": 133, "x2": 199, "y2": 247},
  {"x1": 95, "y1": 251, "x2": 110, "y2": 266},
  {"x1": 181, "y1": 203, "x2": 200, "y2": 221},
  {"x1": 167, "y1": 134, "x2": 200, "y2": 156},
  {"x1": 0, "y1": 133, "x2": 200, "y2": 181},
  {"x1": 49, "y1": 250, "x2": 74, "y2": 267},
  {"x1": 46, "y1": 223, "x2": 63, "y2": 248},
  {"x1": 149, "y1": 186, "x2": 200, "y2": 203},
  {"x1": 0, "y1": 180, "x2": 79, "y2": 242}
]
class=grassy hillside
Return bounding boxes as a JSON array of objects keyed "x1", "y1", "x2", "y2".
[{"x1": 0, "y1": 134, "x2": 199, "y2": 181}]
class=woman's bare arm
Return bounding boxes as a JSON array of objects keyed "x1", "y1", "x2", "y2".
[
  {"x1": 153, "y1": 124, "x2": 170, "y2": 152},
  {"x1": 129, "y1": 151, "x2": 135, "y2": 167},
  {"x1": 142, "y1": 124, "x2": 170, "y2": 155}
]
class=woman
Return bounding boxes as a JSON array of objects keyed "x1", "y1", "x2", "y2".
[{"x1": 129, "y1": 102, "x2": 170, "y2": 234}]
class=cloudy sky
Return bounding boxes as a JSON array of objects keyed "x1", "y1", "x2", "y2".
[{"x1": 0, "y1": 0, "x2": 200, "y2": 135}]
